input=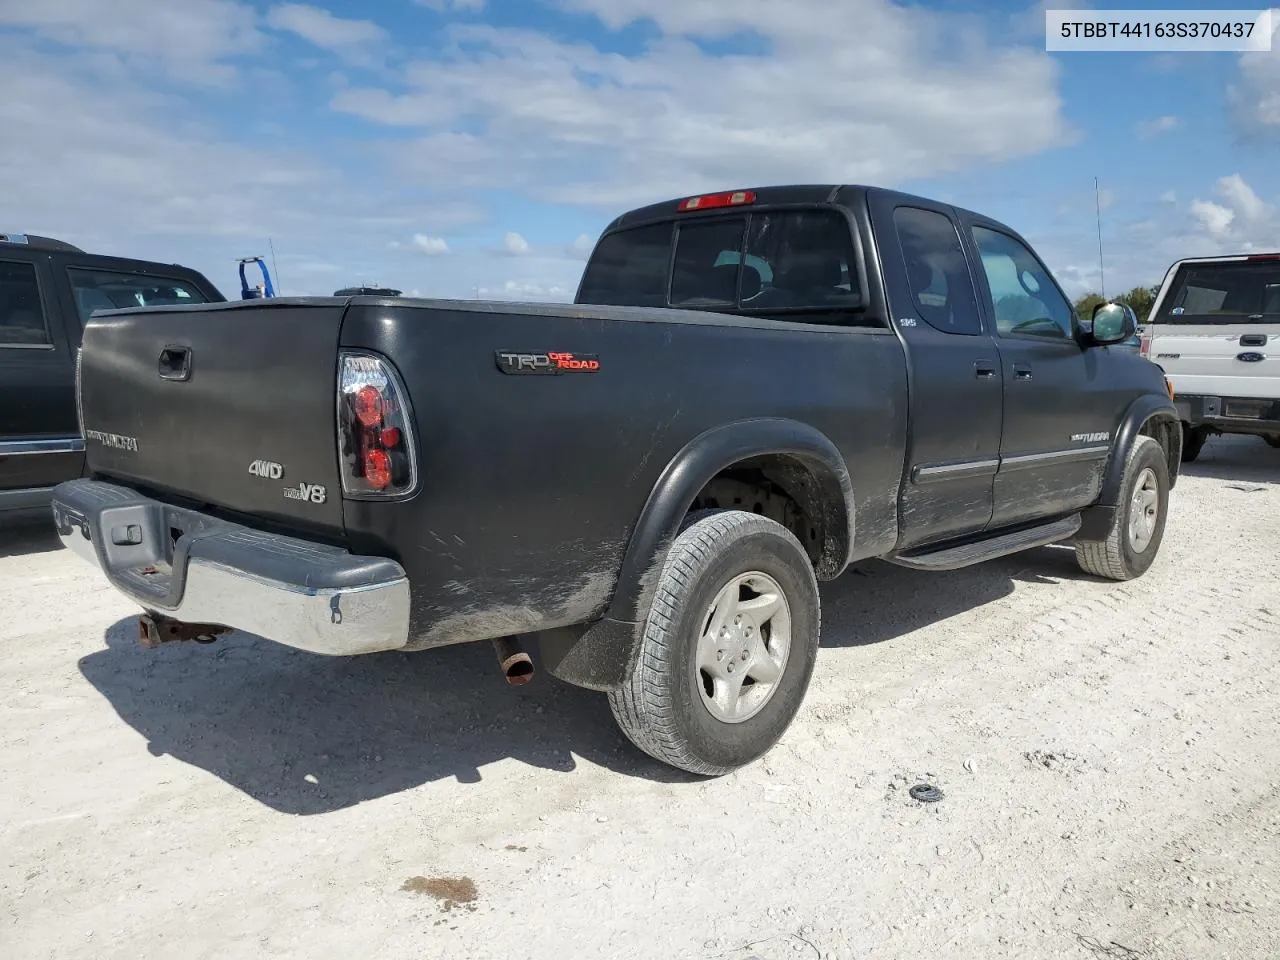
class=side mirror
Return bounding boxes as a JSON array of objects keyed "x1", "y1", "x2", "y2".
[{"x1": 1090, "y1": 301, "x2": 1137, "y2": 345}]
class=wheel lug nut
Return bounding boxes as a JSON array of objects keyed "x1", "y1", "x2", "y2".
[
  {"x1": 717, "y1": 649, "x2": 725, "y2": 661},
  {"x1": 727, "y1": 663, "x2": 735, "y2": 673},
  {"x1": 734, "y1": 616, "x2": 741, "y2": 626},
  {"x1": 741, "y1": 651, "x2": 748, "y2": 661}
]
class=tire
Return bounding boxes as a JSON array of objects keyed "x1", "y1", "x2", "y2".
[
  {"x1": 608, "y1": 510, "x2": 821, "y2": 776},
  {"x1": 1181, "y1": 424, "x2": 1207, "y2": 462},
  {"x1": 1075, "y1": 435, "x2": 1170, "y2": 581},
  {"x1": 1264, "y1": 435, "x2": 1280, "y2": 449}
]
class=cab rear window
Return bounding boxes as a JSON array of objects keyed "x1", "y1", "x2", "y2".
[
  {"x1": 1157, "y1": 261, "x2": 1280, "y2": 324},
  {"x1": 577, "y1": 208, "x2": 864, "y2": 321},
  {"x1": 67, "y1": 267, "x2": 210, "y2": 324}
]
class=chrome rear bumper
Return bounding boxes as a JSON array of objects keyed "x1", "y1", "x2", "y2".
[{"x1": 52, "y1": 479, "x2": 411, "y2": 656}]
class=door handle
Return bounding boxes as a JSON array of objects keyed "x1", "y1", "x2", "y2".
[
  {"x1": 1013, "y1": 363, "x2": 1033, "y2": 381},
  {"x1": 1240, "y1": 333, "x2": 1268, "y2": 347},
  {"x1": 974, "y1": 360, "x2": 996, "y2": 379},
  {"x1": 158, "y1": 345, "x2": 192, "y2": 382}
]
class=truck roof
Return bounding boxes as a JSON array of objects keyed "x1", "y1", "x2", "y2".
[
  {"x1": 604, "y1": 184, "x2": 994, "y2": 232},
  {"x1": 0, "y1": 233, "x2": 84, "y2": 252}
]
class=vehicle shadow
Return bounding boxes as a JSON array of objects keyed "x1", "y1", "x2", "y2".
[
  {"x1": 1180, "y1": 435, "x2": 1279, "y2": 486},
  {"x1": 0, "y1": 516, "x2": 60, "y2": 559},
  {"x1": 78, "y1": 544, "x2": 1075, "y2": 813},
  {"x1": 78, "y1": 618, "x2": 697, "y2": 816},
  {"x1": 818, "y1": 546, "x2": 1071, "y2": 648}
]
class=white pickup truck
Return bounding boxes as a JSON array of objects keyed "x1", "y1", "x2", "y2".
[{"x1": 1142, "y1": 252, "x2": 1280, "y2": 461}]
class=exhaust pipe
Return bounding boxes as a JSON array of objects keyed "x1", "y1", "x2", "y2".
[{"x1": 492, "y1": 635, "x2": 534, "y2": 686}]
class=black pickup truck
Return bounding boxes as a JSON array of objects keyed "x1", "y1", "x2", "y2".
[
  {"x1": 52, "y1": 185, "x2": 1180, "y2": 776},
  {"x1": 0, "y1": 233, "x2": 223, "y2": 518}
]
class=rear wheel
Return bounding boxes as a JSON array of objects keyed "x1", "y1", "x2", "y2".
[
  {"x1": 1075, "y1": 435, "x2": 1170, "y2": 581},
  {"x1": 1265, "y1": 435, "x2": 1280, "y2": 449},
  {"x1": 608, "y1": 510, "x2": 820, "y2": 776},
  {"x1": 1181, "y1": 424, "x2": 1208, "y2": 462}
]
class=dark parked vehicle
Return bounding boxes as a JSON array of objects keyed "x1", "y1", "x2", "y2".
[
  {"x1": 1, "y1": 233, "x2": 223, "y2": 517},
  {"x1": 51, "y1": 185, "x2": 1180, "y2": 775}
]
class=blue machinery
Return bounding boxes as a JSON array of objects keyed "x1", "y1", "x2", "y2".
[{"x1": 237, "y1": 256, "x2": 276, "y2": 299}]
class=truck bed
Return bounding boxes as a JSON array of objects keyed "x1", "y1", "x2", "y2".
[{"x1": 76, "y1": 295, "x2": 910, "y2": 648}]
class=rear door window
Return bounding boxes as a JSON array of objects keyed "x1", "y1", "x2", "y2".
[
  {"x1": 67, "y1": 267, "x2": 210, "y2": 324},
  {"x1": 891, "y1": 206, "x2": 981, "y2": 335},
  {"x1": 1156, "y1": 261, "x2": 1280, "y2": 324},
  {"x1": 0, "y1": 260, "x2": 51, "y2": 347}
]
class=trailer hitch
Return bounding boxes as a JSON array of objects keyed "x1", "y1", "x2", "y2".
[{"x1": 138, "y1": 613, "x2": 230, "y2": 649}]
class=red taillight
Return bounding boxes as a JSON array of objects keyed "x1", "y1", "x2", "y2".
[
  {"x1": 354, "y1": 385, "x2": 383, "y2": 427},
  {"x1": 1139, "y1": 333, "x2": 1151, "y2": 357},
  {"x1": 337, "y1": 352, "x2": 417, "y2": 498},
  {"x1": 363, "y1": 448, "x2": 392, "y2": 489},
  {"x1": 677, "y1": 190, "x2": 755, "y2": 212}
]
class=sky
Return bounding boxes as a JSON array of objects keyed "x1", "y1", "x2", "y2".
[{"x1": 2, "y1": 0, "x2": 1278, "y2": 302}]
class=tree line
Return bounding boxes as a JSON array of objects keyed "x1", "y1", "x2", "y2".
[{"x1": 1073, "y1": 285, "x2": 1160, "y2": 324}]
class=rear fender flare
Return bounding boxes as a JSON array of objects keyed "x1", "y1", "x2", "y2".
[
  {"x1": 539, "y1": 418, "x2": 856, "y2": 691},
  {"x1": 606, "y1": 417, "x2": 856, "y2": 625}
]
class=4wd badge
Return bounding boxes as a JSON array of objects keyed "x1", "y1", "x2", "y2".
[{"x1": 249, "y1": 459, "x2": 284, "y2": 479}]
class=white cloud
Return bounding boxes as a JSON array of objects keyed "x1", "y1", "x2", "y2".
[
  {"x1": 1229, "y1": 8, "x2": 1280, "y2": 137},
  {"x1": 415, "y1": 0, "x2": 486, "y2": 10},
  {"x1": 410, "y1": 234, "x2": 450, "y2": 255},
  {"x1": 1135, "y1": 115, "x2": 1181, "y2": 138},
  {"x1": 569, "y1": 233, "x2": 596, "y2": 259},
  {"x1": 477, "y1": 280, "x2": 573, "y2": 302},
  {"x1": 1190, "y1": 200, "x2": 1235, "y2": 237},
  {"x1": 1215, "y1": 173, "x2": 1270, "y2": 222},
  {"x1": 266, "y1": 4, "x2": 387, "y2": 52},
  {"x1": 335, "y1": 0, "x2": 1075, "y2": 209},
  {"x1": 1097, "y1": 188, "x2": 1115, "y2": 212},
  {"x1": 0, "y1": 38, "x2": 482, "y2": 297},
  {"x1": 1027, "y1": 173, "x2": 1278, "y2": 299},
  {"x1": 503, "y1": 232, "x2": 531, "y2": 255},
  {"x1": 1188, "y1": 174, "x2": 1272, "y2": 240},
  {"x1": 0, "y1": 0, "x2": 262, "y2": 85}
]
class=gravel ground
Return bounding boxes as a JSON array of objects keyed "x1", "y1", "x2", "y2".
[{"x1": 2, "y1": 434, "x2": 1278, "y2": 960}]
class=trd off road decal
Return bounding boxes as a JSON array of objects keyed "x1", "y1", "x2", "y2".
[{"x1": 495, "y1": 351, "x2": 601, "y2": 375}]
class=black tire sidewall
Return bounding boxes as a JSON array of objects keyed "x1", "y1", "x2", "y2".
[
  {"x1": 1117, "y1": 440, "x2": 1170, "y2": 576},
  {"x1": 660, "y1": 521, "x2": 819, "y2": 771}
]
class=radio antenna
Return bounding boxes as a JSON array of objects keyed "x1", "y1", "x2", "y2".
[{"x1": 1094, "y1": 177, "x2": 1106, "y2": 300}]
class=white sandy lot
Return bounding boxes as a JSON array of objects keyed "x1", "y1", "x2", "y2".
[{"x1": 2, "y1": 434, "x2": 1278, "y2": 960}]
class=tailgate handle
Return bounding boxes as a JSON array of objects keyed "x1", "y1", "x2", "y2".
[
  {"x1": 158, "y1": 345, "x2": 192, "y2": 382},
  {"x1": 1239, "y1": 333, "x2": 1268, "y2": 347}
]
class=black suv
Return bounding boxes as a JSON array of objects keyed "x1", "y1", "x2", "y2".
[{"x1": 1, "y1": 233, "x2": 223, "y2": 518}]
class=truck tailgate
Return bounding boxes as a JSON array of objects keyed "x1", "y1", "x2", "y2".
[{"x1": 77, "y1": 300, "x2": 347, "y2": 536}]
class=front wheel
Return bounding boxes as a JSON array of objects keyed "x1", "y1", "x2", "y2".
[
  {"x1": 1075, "y1": 435, "x2": 1170, "y2": 581},
  {"x1": 608, "y1": 510, "x2": 821, "y2": 776}
]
